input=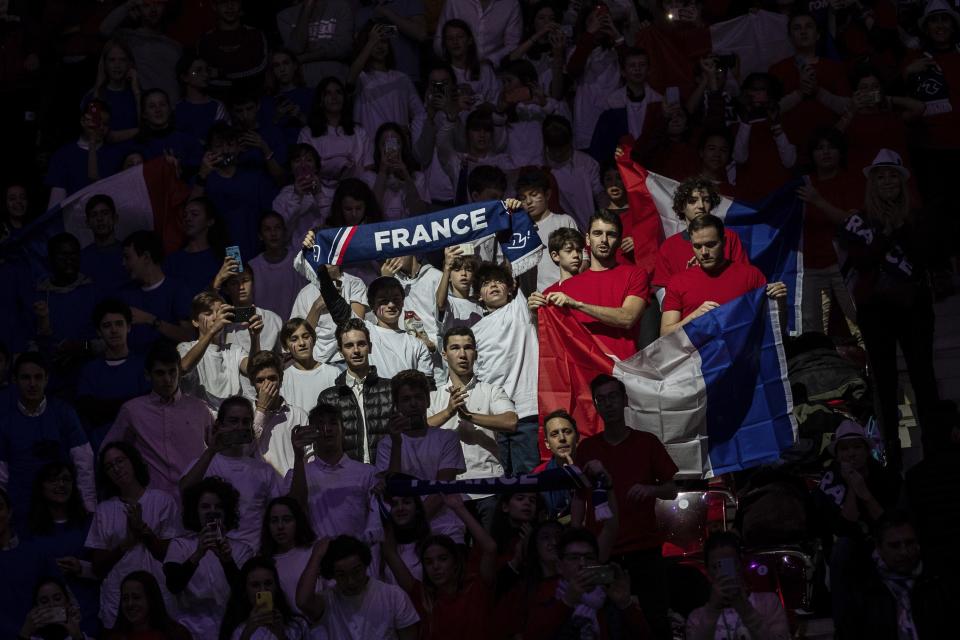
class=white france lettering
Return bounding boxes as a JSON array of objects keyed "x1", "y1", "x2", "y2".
[
  {"x1": 392, "y1": 228, "x2": 411, "y2": 247},
  {"x1": 374, "y1": 230, "x2": 392, "y2": 251},
  {"x1": 451, "y1": 213, "x2": 471, "y2": 234},
  {"x1": 411, "y1": 225, "x2": 432, "y2": 244},
  {"x1": 469, "y1": 207, "x2": 489, "y2": 231},
  {"x1": 430, "y1": 218, "x2": 452, "y2": 240}
]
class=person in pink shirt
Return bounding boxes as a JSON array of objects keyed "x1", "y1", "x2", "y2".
[{"x1": 100, "y1": 342, "x2": 211, "y2": 497}]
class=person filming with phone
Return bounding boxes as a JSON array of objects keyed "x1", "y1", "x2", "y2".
[
  {"x1": 685, "y1": 531, "x2": 790, "y2": 640},
  {"x1": 179, "y1": 396, "x2": 282, "y2": 549}
]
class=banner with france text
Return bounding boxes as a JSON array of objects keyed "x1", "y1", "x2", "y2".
[
  {"x1": 538, "y1": 288, "x2": 797, "y2": 478},
  {"x1": 294, "y1": 200, "x2": 543, "y2": 284},
  {"x1": 616, "y1": 144, "x2": 805, "y2": 334}
]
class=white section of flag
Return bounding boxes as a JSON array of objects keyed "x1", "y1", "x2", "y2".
[{"x1": 61, "y1": 164, "x2": 154, "y2": 249}]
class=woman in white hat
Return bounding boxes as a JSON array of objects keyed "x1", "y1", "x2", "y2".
[{"x1": 831, "y1": 150, "x2": 942, "y2": 469}]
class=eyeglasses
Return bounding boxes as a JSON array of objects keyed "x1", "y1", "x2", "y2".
[{"x1": 103, "y1": 456, "x2": 129, "y2": 472}]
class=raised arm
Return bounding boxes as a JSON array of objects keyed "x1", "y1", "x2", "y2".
[
  {"x1": 296, "y1": 538, "x2": 330, "y2": 624},
  {"x1": 179, "y1": 304, "x2": 233, "y2": 373},
  {"x1": 303, "y1": 231, "x2": 353, "y2": 325}
]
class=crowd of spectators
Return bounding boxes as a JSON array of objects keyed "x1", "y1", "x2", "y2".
[{"x1": 1, "y1": 0, "x2": 960, "y2": 638}]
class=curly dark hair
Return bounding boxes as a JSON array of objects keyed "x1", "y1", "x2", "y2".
[
  {"x1": 472, "y1": 261, "x2": 514, "y2": 299},
  {"x1": 181, "y1": 476, "x2": 241, "y2": 533},
  {"x1": 672, "y1": 177, "x2": 722, "y2": 220}
]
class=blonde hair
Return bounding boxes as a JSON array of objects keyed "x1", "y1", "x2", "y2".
[{"x1": 864, "y1": 168, "x2": 910, "y2": 235}]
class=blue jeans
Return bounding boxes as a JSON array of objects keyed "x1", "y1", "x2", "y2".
[{"x1": 497, "y1": 415, "x2": 540, "y2": 476}]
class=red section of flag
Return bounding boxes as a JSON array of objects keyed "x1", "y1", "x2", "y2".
[
  {"x1": 536, "y1": 305, "x2": 616, "y2": 461},
  {"x1": 143, "y1": 157, "x2": 190, "y2": 255},
  {"x1": 616, "y1": 141, "x2": 664, "y2": 278}
]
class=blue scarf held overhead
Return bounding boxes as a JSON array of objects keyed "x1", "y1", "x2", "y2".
[
  {"x1": 385, "y1": 466, "x2": 612, "y2": 521},
  {"x1": 294, "y1": 200, "x2": 543, "y2": 284}
]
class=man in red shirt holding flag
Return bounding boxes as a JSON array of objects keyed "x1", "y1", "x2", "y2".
[
  {"x1": 661, "y1": 214, "x2": 786, "y2": 336},
  {"x1": 528, "y1": 210, "x2": 649, "y2": 360}
]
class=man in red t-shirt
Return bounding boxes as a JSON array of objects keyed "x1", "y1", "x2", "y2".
[
  {"x1": 661, "y1": 214, "x2": 787, "y2": 336},
  {"x1": 768, "y1": 12, "x2": 849, "y2": 156},
  {"x1": 572, "y1": 374, "x2": 678, "y2": 638},
  {"x1": 652, "y1": 177, "x2": 749, "y2": 291},
  {"x1": 528, "y1": 210, "x2": 649, "y2": 360}
]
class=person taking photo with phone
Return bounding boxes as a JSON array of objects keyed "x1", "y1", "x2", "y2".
[
  {"x1": 179, "y1": 396, "x2": 282, "y2": 549},
  {"x1": 163, "y1": 476, "x2": 254, "y2": 640},
  {"x1": 287, "y1": 402, "x2": 383, "y2": 546},
  {"x1": 178, "y1": 290, "x2": 264, "y2": 413},
  {"x1": 219, "y1": 556, "x2": 308, "y2": 640},
  {"x1": 685, "y1": 531, "x2": 790, "y2": 640}
]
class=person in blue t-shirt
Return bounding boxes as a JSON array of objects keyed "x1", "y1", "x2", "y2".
[
  {"x1": 192, "y1": 123, "x2": 279, "y2": 259},
  {"x1": 174, "y1": 51, "x2": 227, "y2": 145},
  {"x1": 0, "y1": 488, "x2": 60, "y2": 640},
  {"x1": 162, "y1": 197, "x2": 228, "y2": 299},
  {"x1": 79, "y1": 194, "x2": 129, "y2": 297},
  {"x1": 227, "y1": 92, "x2": 289, "y2": 181},
  {"x1": 133, "y1": 88, "x2": 204, "y2": 175},
  {"x1": 0, "y1": 353, "x2": 97, "y2": 522},
  {"x1": 76, "y1": 299, "x2": 151, "y2": 451},
  {"x1": 118, "y1": 230, "x2": 194, "y2": 353},
  {"x1": 260, "y1": 49, "x2": 313, "y2": 148},
  {"x1": 32, "y1": 233, "x2": 99, "y2": 396},
  {"x1": 83, "y1": 39, "x2": 142, "y2": 144},
  {"x1": 46, "y1": 100, "x2": 125, "y2": 208}
]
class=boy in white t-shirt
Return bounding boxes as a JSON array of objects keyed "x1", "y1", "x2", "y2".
[
  {"x1": 435, "y1": 245, "x2": 485, "y2": 336},
  {"x1": 215, "y1": 259, "x2": 283, "y2": 353},
  {"x1": 516, "y1": 168, "x2": 580, "y2": 291},
  {"x1": 247, "y1": 351, "x2": 310, "y2": 476},
  {"x1": 296, "y1": 535, "x2": 420, "y2": 639},
  {"x1": 427, "y1": 326, "x2": 517, "y2": 528},
  {"x1": 380, "y1": 253, "x2": 443, "y2": 353},
  {"x1": 178, "y1": 291, "x2": 263, "y2": 412},
  {"x1": 289, "y1": 264, "x2": 369, "y2": 363},
  {"x1": 278, "y1": 318, "x2": 341, "y2": 414},
  {"x1": 302, "y1": 230, "x2": 432, "y2": 381},
  {"x1": 375, "y1": 370, "x2": 467, "y2": 541},
  {"x1": 470, "y1": 249, "x2": 540, "y2": 476},
  {"x1": 287, "y1": 401, "x2": 382, "y2": 545},
  {"x1": 178, "y1": 396, "x2": 282, "y2": 549}
]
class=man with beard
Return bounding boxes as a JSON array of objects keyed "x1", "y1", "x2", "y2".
[{"x1": 529, "y1": 210, "x2": 649, "y2": 360}]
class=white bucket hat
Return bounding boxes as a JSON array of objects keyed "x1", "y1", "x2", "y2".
[
  {"x1": 828, "y1": 419, "x2": 869, "y2": 456},
  {"x1": 863, "y1": 148, "x2": 911, "y2": 180},
  {"x1": 919, "y1": 0, "x2": 960, "y2": 31}
]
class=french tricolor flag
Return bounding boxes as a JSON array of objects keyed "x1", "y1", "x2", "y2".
[
  {"x1": 539, "y1": 288, "x2": 797, "y2": 479},
  {"x1": 537, "y1": 155, "x2": 805, "y2": 478},
  {"x1": 617, "y1": 149, "x2": 806, "y2": 334},
  {"x1": 3, "y1": 157, "x2": 188, "y2": 259}
]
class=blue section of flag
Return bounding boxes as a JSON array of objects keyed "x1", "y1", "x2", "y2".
[
  {"x1": 723, "y1": 180, "x2": 805, "y2": 333},
  {"x1": 682, "y1": 287, "x2": 796, "y2": 475}
]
